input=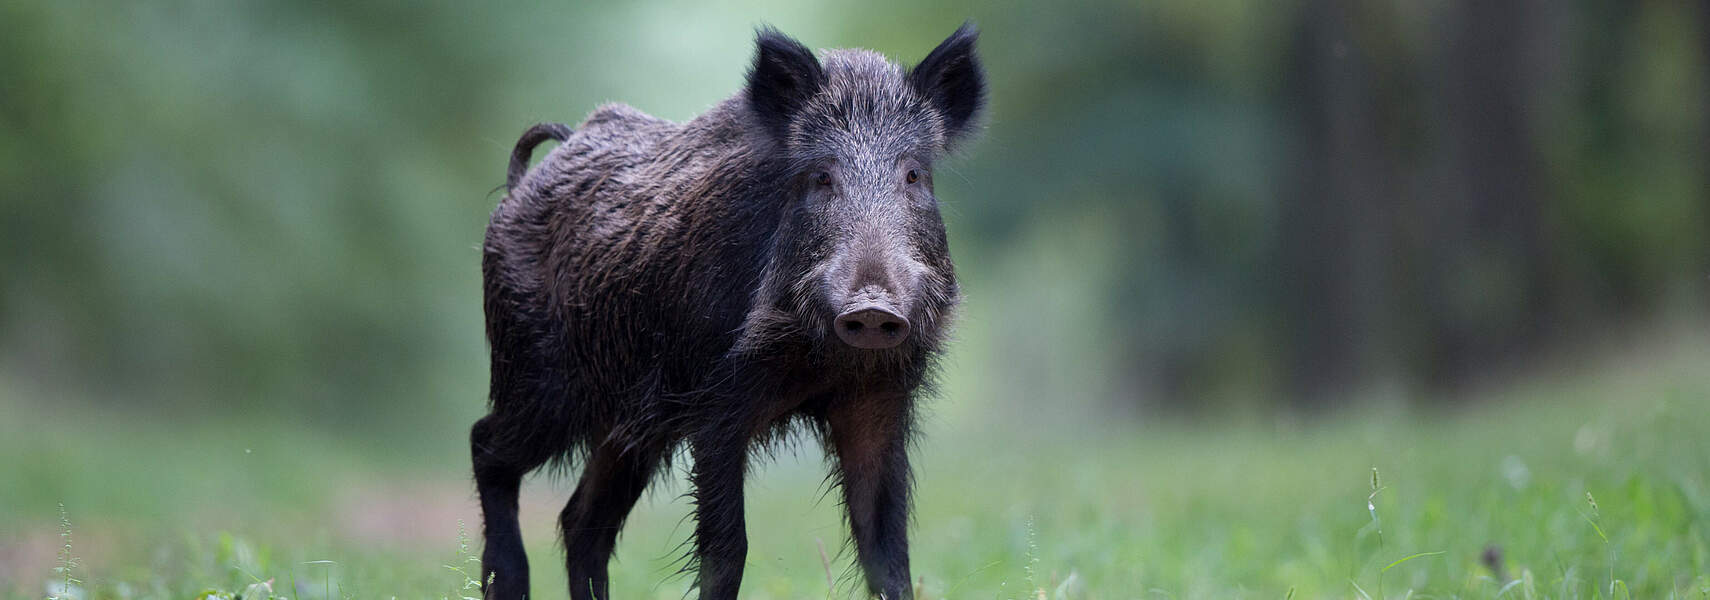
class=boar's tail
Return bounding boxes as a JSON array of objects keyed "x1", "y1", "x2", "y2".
[{"x1": 507, "y1": 122, "x2": 573, "y2": 190}]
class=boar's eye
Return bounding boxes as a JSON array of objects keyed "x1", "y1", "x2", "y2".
[
  {"x1": 814, "y1": 171, "x2": 833, "y2": 187},
  {"x1": 905, "y1": 169, "x2": 921, "y2": 184}
]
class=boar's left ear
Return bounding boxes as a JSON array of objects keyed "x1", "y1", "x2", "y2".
[
  {"x1": 909, "y1": 21, "x2": 986, "y2": 148},
  {"x1": 746, "y1": 26, "x2": 825, "y2": 140}
]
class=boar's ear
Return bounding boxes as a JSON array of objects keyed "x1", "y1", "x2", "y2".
[
  {"x1": 746, "y1": 27, "x2": 825, "y2": 140},
  {"x1": 909, "y1": 21, "x2": 986, "y2": 148}
]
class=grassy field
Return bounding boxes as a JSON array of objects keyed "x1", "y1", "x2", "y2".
[{"x1": 3, "y1": 331, "x2": 1709, "y2": 599}]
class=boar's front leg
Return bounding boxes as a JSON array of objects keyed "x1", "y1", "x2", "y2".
[
  {"x1": 689, "y1": 425, "x2": 751, "y2": 599},
  {"x1": 828, "y1": 394, "x2": 915, "y2": 600}
]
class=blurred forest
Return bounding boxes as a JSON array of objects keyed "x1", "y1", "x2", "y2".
[{"x1": 2, "y1": 0, "x2": 1706, "y2": 426}]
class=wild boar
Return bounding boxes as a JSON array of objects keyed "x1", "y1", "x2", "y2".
[{"x1": 472, "y1": 23, "x2": 985, "y2": 600}]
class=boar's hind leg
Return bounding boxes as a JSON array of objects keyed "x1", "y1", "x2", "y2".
[
  {"x1": 471, "y1": 414, "x2": 550, "y2": 600},
  {"x1": 561, "y1": 436, "x2": 666, "y2": 600},
  {"x1": 828, "y1": 396, "x2": 915, "y2": 600}
]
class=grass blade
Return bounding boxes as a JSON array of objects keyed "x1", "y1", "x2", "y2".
[
  {"x1": 1382, "y1": 551, "x2": 1447, "y2": 573},
  {"x1": 1349, "y1": 579, "x2": 1374, "y2": 600}
]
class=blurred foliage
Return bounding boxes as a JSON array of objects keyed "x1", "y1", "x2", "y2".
[{"x1": 1, "y1": 0, "x2": 1706, "y2": 423}]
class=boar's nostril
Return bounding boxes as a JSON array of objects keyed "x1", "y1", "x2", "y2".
[{"x1": 833, "y1": 306, "x2": 910, "y2": 350}]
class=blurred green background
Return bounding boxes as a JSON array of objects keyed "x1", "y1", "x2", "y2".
[{"x1": 3, "y1": 1, "x2": 1708, "y2": 598}]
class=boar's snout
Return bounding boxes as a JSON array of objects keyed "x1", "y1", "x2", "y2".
[
  {"x1": 834, "y1": 304, "x2": 911, "y2": 349},
  {"x1": 824, "y1": 224, "x2": 928, "y2": 350}
]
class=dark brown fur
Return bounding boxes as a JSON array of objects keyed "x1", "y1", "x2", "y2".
[{"x1": 472, "y1": 23, "x2": 984, "y2": 600}]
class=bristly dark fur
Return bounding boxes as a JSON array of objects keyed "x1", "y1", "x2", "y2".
[{"x1": 471, "y1": 23, "x2": 985, "y2": 600}]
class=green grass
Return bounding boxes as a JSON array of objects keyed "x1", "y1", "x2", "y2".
[{"x1": 4, "y1": 332, "x2": 1709, "y2": 599}]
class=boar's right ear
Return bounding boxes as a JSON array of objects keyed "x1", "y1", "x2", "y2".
[
  {"x1": 746, "y1": 27, "x2": 825, "y2": 140},
  {"x1": 910, "y1": 21, "x2": 986, "y2": 149}
]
